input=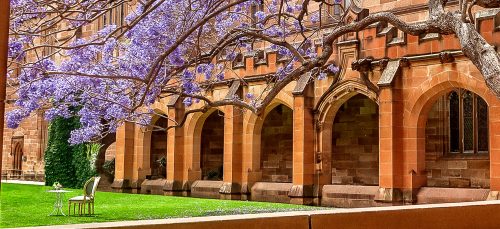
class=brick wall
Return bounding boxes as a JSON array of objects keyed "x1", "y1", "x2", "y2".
[
  {"x1": 200, "y1": 112, "x2": 224, "y2": 180},
  {"x1": 425, "y1": 96, "x2": 490, "y2": 188},
  {"x1": 332, "y1": 94, "x2": 379, "y2": 186},
  {"x1": 261, "y1": 105, "x2": 293, "y2": 183}
]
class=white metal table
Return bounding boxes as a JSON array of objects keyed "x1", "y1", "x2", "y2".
[{"x1": 47, "y1": 189, "x2": 72, "y2": 216}]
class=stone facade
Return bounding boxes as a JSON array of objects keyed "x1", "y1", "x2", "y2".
[{"x1": 4, "y1": 1, "x2": 500, "y2": 208}]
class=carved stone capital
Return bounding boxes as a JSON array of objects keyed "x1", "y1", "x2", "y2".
[
  {"x1": 379, "y1": 58, "x2": 389, "y2": 70},
  {"x1": 351, "y1": 58, "x2": 374, "y2": 72},
  {"x1": 315, "y1": 119, "x2": 324, "y2": 131},
  {"x1": 439, "y1": 51, "x2": 456, "y2": 63},
  {"x1": 400, "y1": 57, "x2": 410, "y2": 67}
]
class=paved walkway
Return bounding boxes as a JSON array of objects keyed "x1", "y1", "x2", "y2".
[{"x1": 1, "y1": 179, "x2": 44, "y2": 185}]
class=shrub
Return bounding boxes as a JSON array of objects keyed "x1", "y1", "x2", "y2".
[{"x1": 44, "y1": 117, "x2": 97, "y2": 188}]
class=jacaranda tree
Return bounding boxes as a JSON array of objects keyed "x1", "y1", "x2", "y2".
[{"x1": 6, "y1": 0, "x2": 500, "y2": 143}]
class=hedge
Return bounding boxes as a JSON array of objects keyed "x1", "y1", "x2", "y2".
[{"x1": 44, "y1": 117, "x2": 97, "y2": 189}]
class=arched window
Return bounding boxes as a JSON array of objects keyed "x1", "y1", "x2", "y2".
[
  {"x1": 250, "y1": 2, "x2": 264, "y2": 28},
  {"x1": 101, "y1": 3, "x2": 126, "y2": 29},
  {"x1": 449, "y1": 89, "x2": 488, "y2": 154}
]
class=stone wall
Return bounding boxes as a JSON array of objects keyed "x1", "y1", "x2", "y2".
[
  {"x1": 150, "y1": 117, "x2": 168, "y2": 179},
  {"x1": 332, "y1": 94, "x2": 379, "y2": 186},
  {"x1": 200, "y1": 112, "x2": 224, "y2": 180},
  {"x1": 1, "y1": 84, "x2": 48, "y2": 181},
  {"x1": 260, "y1": 105, "x2": 293, "y2": 183},
  {"x1": 425, "y1": 96, "x2": 490, "y2": 188}
]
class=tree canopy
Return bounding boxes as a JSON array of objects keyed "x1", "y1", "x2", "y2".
[{"x1": 6, "y1": 0, "x2": 500, "y2": 144}]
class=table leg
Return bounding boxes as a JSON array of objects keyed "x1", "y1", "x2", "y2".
[{"x1": 49, "y1": 192, "x2": 67, "y2": 216}]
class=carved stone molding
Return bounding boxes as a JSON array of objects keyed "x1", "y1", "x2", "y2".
[
  {"x1": 351, "y1": 58, "x2": 374, "y2": 72},
  {"x1": 439, "y1": 51, "x2": 456, "y2": 63}
]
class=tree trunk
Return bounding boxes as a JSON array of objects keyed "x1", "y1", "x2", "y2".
[{"x1": 450, "y1": 14, "x2": 500, "y2": 97}]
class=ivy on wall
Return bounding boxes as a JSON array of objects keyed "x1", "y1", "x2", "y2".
[{"x1": 44, "y1": 117, "x2": 97, "y2": 189}]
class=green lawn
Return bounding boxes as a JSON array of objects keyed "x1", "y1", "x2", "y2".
[{"x1": 0, "y1": 183, "x2": 322, "y2": 228}]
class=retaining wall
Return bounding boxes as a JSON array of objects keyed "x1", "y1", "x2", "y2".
[{"x1": 18, "y1": 200, "x2": 500, "y2": 229}]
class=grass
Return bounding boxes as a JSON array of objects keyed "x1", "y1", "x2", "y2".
[{"x1": 0, "y1": 183, "x2": 322, "y2": 228}]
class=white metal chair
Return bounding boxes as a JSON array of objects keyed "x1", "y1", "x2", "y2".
[{"x1": 68, "y1": 176, "x2": 101, "y2": 215}]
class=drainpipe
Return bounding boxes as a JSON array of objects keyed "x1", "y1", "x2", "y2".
[{"x1": 0, "y1": 0, "x2": 10, "y2": 189}]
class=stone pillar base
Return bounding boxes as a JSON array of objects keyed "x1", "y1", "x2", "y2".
[
  {"x1": 375, "y1": 187, "x2": 418, "y2": 205},
  {"x1": 163, "y1": 180, "x2": 188, "y2": 196},
  {"x1": 240, "y1": 182, "x2": 251, "y2": 201},
  {"x1": 289, "y1": 185, "x2": 318, "y2": 205},
  {"x1": 487, "y1": 191, "x2": 500, "y2": 200},
  {"x1": 111, "y1": 179, "x2": 132, "y2": 193},
  {"x1": 130, "y1": 179, "x2": 144, "y2": 194},
  {"x1": 219, "y1": 182, "x2": 242, "y2": 200},
  {"x1": 402, "y1": 188, "x2": 419, "y2": 204},
  {"x1": 374, "y1": 187, "x2": 403, "y2": 204},
  {"x1": 220, "y1": 193, "x2": 242, "y2": 200}
]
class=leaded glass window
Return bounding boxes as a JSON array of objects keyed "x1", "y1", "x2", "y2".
[
  {"x1": 449, "y1": 91, "x2": 460, "y2": 153},
  {"x1": 448, "y1": 89, "x2": 488, "y2": 154}
]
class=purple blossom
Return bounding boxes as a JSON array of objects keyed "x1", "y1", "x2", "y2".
[
  {"x1": 7, "y1": 0, "x2": 325, "y2": 144},
  {"x1": 318, "y1": 72, "x2": 327, "y2": 80},
  {"x1": 327, "y1": 64, "x2": 340, "y2": 74},
  {"x1": 246, "y1": 93, "x2": 255, "y2": 100},
  {"x1": 8, "y1": 39, "x2": 24, "y2": 60},
  {"x1": 254, "y1": 11, "x2": 266, "y2": 21}
]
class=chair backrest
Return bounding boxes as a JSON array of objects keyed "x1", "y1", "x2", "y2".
[{"x1": 83, "y1": 176, "x2": 101, "y2": 199}]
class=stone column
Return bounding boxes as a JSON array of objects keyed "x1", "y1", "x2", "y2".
[
  {"x1": 164, "y1": 101, "x2": 187, "y2": 196},
  {"x1": 487, "y1": 102, "x2": 500, "y2": 199},
  {"x1": 241, "y1": 111, "x2": 263, "y2": 200},
  {"x1": 220, "y1": 105, "x2": 244, "y2": 200},
  {"x1": 130, "y1": 124, "x2": 151, "y2": 194},
  {"x1": 0, "y1": 0, "x2": 8, "y2": 189},
  {"x1": 111, "y1": 122, "x2": 135, "y2": 193},
  {"x1": 290, "y1": 80, "x2": 316, "y2": 205},
  {"x1": 376, "y1": 86, "x2": 405, "y2": 204}
]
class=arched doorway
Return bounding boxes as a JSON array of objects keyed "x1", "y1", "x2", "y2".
[
  {"x1": 260, "y1": 104, "x2": 293, "y2": 183},
  {"x1": 150, "y1": 117, "x2": 168, "y2": 179},
  {"x1": 331, "y1": 94, "x2": 379, "y2": 186},
  {"x1": 200, "y1": 111, "x2": 224, "y2": 180},
  {"x1": 95, "y1": 133, "x2": 116, "y2": 191},
  {"x1": 11, "y1": 137, "x2": 24, "y2": 176},
  {"x1": 425, "y1": 89, "x2": 489, "y2": 188}
]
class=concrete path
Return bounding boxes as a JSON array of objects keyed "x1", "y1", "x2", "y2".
[{"x1": 1, "y1": 179, "x2": 44, "y2": 185}]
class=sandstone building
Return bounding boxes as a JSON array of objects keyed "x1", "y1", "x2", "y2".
[{"x1": 3, "y1": 1, "x2": 500, "y2": 208}]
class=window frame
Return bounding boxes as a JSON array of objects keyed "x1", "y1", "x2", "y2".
[
  {"x1": 447, "y1": 89, "x2": 489, "y2": 156},
  {"x1": 249, "y1": 3, "x2": 264, "y2": 27}
]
